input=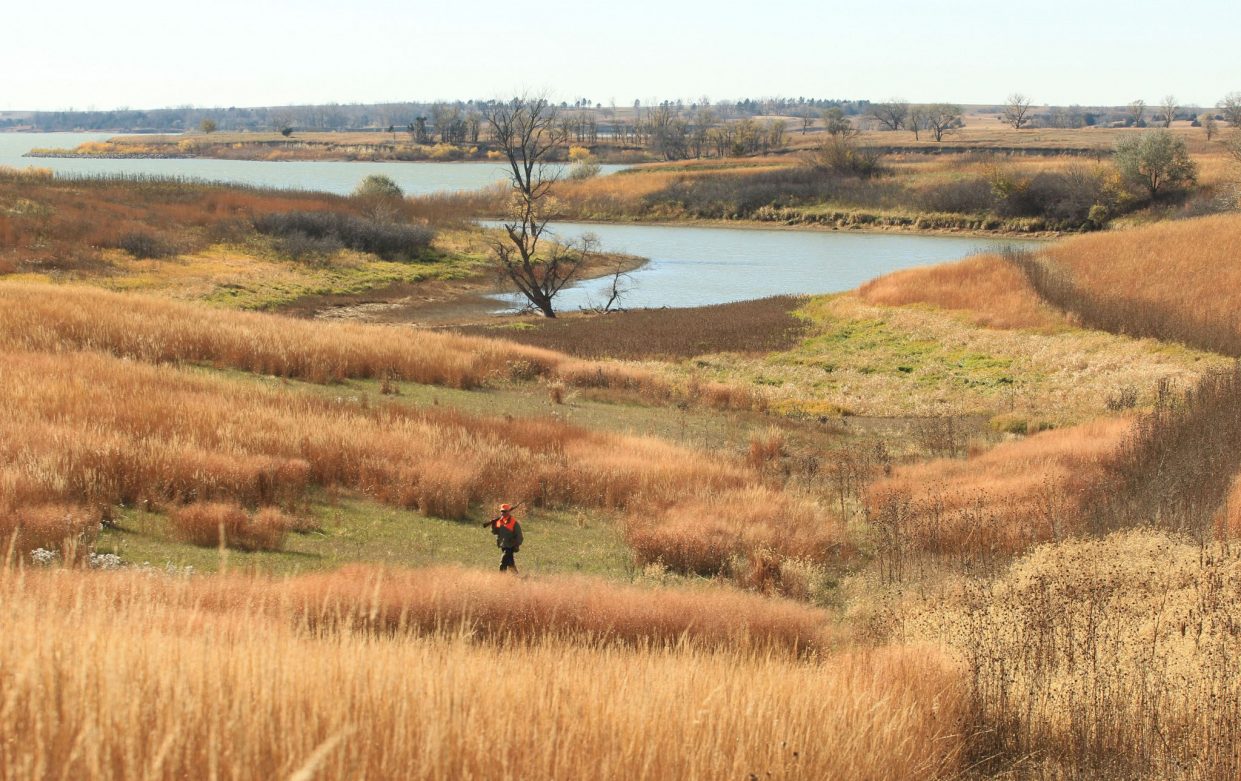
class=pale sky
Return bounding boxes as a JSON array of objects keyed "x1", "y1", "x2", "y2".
[{"x1": 2, "y1": 0, "x2": 1238, "y2": 111}]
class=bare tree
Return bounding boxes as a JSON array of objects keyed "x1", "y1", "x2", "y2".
[
  {"x1": 924, "y1": 104, "x2": 963, "y2": 142},
  {"x1": 1228, "y1": 133, "x2": 1241, "y2": 164},
  {"x1": 1200, "y1": 113, "x2": 1219, "y2": 141},
  {"x1": 1127, "y1": 99, "x2": 1147, "y2": 126},
  {"x1": 1219, "y1": 92, "x2": 1241, "y2": 126},
  {"x1": 1003, "y1": 93, "x2": 1034, "y2": 129},
  {"x1": 908, "y1": 105, "x2": 927, "y2": 141},
  {"x1": 869, "y1": 100, "x2": 909, "y2": 131},
  {"x1": 798, "y1": 109, "x2": 816, "y2": 135},
  {"x1": 584, "y1": 258, "x2": 632, "y2": 313},
  {"x1": 485, "y1": 96, "x2": 590, "y2": 318},
  {"x1": 1159, "y1": 95, "x2": 1179, "y2": 128}
]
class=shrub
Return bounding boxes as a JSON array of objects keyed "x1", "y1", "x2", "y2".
[
  {"x1": 253, "y1": 211, "x2": 434, "y2": 261},
  {"x1": 353, "y1": 174, "x2": 403, "y2": 200},
  {"x1": 170, "y1": 502, "x2": 292, "y2": 551},
  {"x1": 0, "y1": 503, "x2": 101, "y2": 558},
  {"x1": 115, "y1": 231, "x2": 180, "y2": 259},
  {"x1": 916, "y1": 178, "x2": 993, "y2": 214},
  {"x1": 1114, "y1": 130, "x2": 1197, "y2": 197},
  {"x1": 274, "y1": 230, "x2": 344, "y2": 262},
  {"x1": 806, "y1": 135, "x2": 886, "y2": 179},
  {"x1": 569, "y1": 158, "x2": 602, "y2": 180}
]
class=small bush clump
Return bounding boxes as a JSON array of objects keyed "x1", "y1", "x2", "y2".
[
  {"x1": 114, "y1": 231, "x2": 180, "y2": 259},
  {"x1": 170, "y1": 502, "x2": 293, "y2": 551},
  {"x1": 253, "y1": 211, "x2": 434, "y2": 261}
]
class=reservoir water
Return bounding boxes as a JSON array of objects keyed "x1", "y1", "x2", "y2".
[
  {"x1": 488, "y1": 221, "x2": 1041, "y2": 311},
  {"x1": 0, "y1": 133, "x2": 624, "y2": 196}
]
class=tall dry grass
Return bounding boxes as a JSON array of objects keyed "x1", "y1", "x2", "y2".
[
  {"x1": 1022, "y1": 212, "x2": 1241, "y2": 355},
  {"x1": 0, "y1": 281, "x2": 560, "y2": 387},
  {"x1": 864, "y1": 417, "x2": 1132, "y2": 576},
  {"x1": 908, "y1": 531, "x2": 1241, "y2": 780},
  {"x1": 623, "y1": 488, "x2": 851, "y2": 589},
  {"x1": 0, "y1": 568, "x2": 967, "y2": 780},
  {"x1": 0, "y1": 349, "x2": 755, "y2": 544},
  {"x1": 0, "y1": 282, "x2": 759, "y2": 408},
  {"x1": 858, "y1": 252, "x2": 1067, "y2": 331},
  {"x1": 169, "y1": 502, "x2": 294, "y2": 551}
]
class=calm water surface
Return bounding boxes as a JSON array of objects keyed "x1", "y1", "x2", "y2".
[
  {"x1": 488, "y1": 221, "x2": 1041, "y2": 310},
  {"x1": 0, "y1": 132, "x2": 623, "y2": 195}
]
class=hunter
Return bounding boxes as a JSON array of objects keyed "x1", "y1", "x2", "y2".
[{"x1": 488, "y1": 503, "x2": 523, "y2": 574}]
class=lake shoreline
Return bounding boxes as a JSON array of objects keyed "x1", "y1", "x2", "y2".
[
  {"x1": 287, "y1": 251, "x2": 650, "y2": 325},
  {"x1": 486, "y1": 215, "x2": 1064, "y2": 241}
]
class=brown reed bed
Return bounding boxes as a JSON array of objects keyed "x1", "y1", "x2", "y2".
[{"x1": 907, "y1": 530, "x2": 1241, "y2": 780}]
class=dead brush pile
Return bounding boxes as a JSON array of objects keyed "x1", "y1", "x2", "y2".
[
  {"x1": 907, "y1": 531, "x2": 1241, "y2": 780},
  {"x1": 0, "y1": 568, "x2": 966, "y2": 781},
  {"x1": 0, "y1": 349, "x2": 755, "y2": 553},
  {"x1": 0, "y1": 282, "x2": 762, "y2": 409}
]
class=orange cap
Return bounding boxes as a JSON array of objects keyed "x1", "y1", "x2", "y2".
[{"x1": 499, "y1": 503, "x2": 512, "y2": 512}]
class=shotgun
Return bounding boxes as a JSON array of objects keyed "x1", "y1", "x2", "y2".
[{"x1": 480, "y1": 501, "x2": 524, "y2": 528}]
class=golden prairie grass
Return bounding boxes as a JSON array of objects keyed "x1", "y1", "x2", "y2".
[
  {"x1": 906, "y1": 530, "x2": 1241, "y2": 780},
  {"x1": 0, "y1": 282, "x2": 760, "y2": 409},
  {"x1": 0, "y1": 567, "x2": 967, "y2": 781},
  {"x1": 865, "y1": 417, "x2": 1132, "y2": 569},
  {"x1": 169, "y1": 502, "x2": 294, "y2": 551},
  {"x1": 219, "y1": 564, "x2": 838, "y2": 651},
  {"x1": 857, "y1": 252, "x2": 1067, "y2": 330},
  {"x1": 0, "y1": 280, "x2": 558, "y2": 387},
  {"x1": 623, "y1": 487, "x2": 850, "y2": 585},
  {"x1": 1035, "y1": 212, "x2": 1241, "y2": 356},
  {"x1": 0, "y1": 349, "x2": 756, "y2": 538}
]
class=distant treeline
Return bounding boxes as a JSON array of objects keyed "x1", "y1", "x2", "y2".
[{"x1": 0, "y1": 97, "x2": 874, "y2": 134}]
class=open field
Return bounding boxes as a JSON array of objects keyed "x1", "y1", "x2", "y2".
[{"x1": 27, "y1": 130, "x2": 657, "y2": 164}]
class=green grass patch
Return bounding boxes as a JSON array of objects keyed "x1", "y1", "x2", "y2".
[{"x1": 100, "y1": 496, "x2": 633, "y2": 578}]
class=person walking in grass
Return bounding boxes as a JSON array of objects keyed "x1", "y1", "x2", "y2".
[{"x1": 486, "y1": 503, "x2": 523, "y2": 574}]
